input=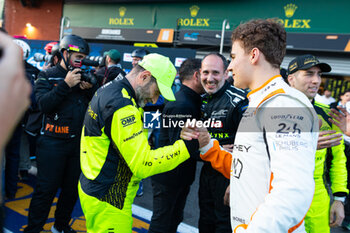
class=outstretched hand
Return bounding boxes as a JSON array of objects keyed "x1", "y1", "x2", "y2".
[
  {"x1": 317, "y1": 130, "x2": 342, "y2": 150},
  {"x1": 180, "y1": 120, "x2": 211, "y2": 148},
  {"x1": 329, "y1": 107, "x2": 350, "y2": 136},
  {"x1": 180, "y1": 125, "x2": 199, "y2": 141}
]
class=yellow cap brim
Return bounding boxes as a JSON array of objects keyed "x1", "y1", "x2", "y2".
[{"x1": 157, "y1": 80, "x2": 176, "y2": 101}]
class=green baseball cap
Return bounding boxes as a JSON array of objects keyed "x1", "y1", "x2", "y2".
[
  {"x1": 106, "y1": 49, "x2": 121, "y2": 62},
  {"x1": 138, "y1": 53, "x2": 176, "y2": 101}
]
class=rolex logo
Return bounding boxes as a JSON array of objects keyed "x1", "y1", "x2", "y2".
[
  {"x1": 189, "y1": 5, "x2": 200, "y2": 17},
  {"x1": 119, "y1": 7, "x2": 126, "y2": 17},
  {"x1": 284, "y1": 4, "x2": 297, "y2": 18}
]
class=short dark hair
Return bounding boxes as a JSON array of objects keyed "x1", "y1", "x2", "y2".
[
  {"x1": 231, "y1": 19, "x2": 286, "y2": 69},
  {"x1": 202, "y1": 53, "x2": 228, "y2": 72},
  {"x1": 179, "y1": 58, "x2": 201, "y2": 83}
]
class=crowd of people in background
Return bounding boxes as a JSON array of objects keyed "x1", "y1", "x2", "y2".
[{"x1": 1, "y1": 17, "x2": 350, "y2": 233}]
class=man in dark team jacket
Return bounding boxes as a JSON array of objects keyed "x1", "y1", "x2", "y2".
[
  {"x1": 24, "y1": 35, "x2": 97, "y2": 233},
  {"x1": 199, "y1": 53, "x2": 248, "y2": 233},
  {"x1": 149, "y1": 58, "x2": 204, "y2": 233}
]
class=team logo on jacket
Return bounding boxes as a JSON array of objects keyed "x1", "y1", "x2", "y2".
[
  {"x1": 121, "y1": 115, "x2": 136, "y2": 127},
  {"x1": 211, "y1": 109, "x2": 227, "y2": 118}
]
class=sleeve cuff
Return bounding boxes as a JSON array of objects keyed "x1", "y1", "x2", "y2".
[
  {"x1": 333, "y1": 192, "x2": 347, "y2": 197},
  {"x1": 184, "y1": 139, "x2": 199, "y2": 156},
  {"x1": 199, "y1": 139, "x2": 215, "y2": 154}
]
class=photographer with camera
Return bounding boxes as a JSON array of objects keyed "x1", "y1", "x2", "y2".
[
  {"x1": 24, "y1": 35, "x2": 97, "y2": 233},
  {"x1": 34, "y1": 42, "x2": 61, "y2": 71}
]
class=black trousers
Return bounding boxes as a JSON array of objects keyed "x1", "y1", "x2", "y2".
[
  {"x1": 148, "y1": 180, "x2": 191, "y2": 233},
  {"x1": 198, "y1": 163, "x2": 231, "y2": 233},
  {"x1": 5, "y1": 125, "x2": 22, "y2": 198},
  {"x1": 24, "y1": 135, "x2": 81, "y2": 233}
]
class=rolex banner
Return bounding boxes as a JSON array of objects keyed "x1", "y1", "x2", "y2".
[
  {"x1": 63, "y1": 0, "x2": 350, "y2": 50},
  {"x1": 64, "y1": 0, "x2": 350, "y2": 34}
]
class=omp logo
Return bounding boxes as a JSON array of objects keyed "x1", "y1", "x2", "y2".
[
  {"x1": 119, "y1": 7, "x2": 126, "y2": 17},
  {"x1": 189, "y1": 5, "x2": 200, "y2": 17},
  {"x1": 121, "y1": 115, "x2": 136, "y2": 127},
  {"x1": 144, "y1": 110, "x2": 161, "y2": 129},
  {"x1": 284, "y1": 3, "x2": 297, "y2": 18}
]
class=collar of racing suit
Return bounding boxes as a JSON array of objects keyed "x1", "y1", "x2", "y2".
[
  {"x1": 119, "y1": 74, "x2": 138, "y2": 105},
  {"x1": 246, "y1": 75, "x2": 281, "y2": 100}
]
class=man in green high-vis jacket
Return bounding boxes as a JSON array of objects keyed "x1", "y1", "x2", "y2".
[
  {"x1": 288, "y1": 54, "x2": 349, "y2": 233},
  {"x1": 79, "y1": 53, "x2": 198, "y2": 233}
]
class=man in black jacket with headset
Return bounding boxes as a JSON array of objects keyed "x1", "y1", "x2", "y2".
[{"x1": 24, "y1": 35, "x2": 97, "y2": 233}]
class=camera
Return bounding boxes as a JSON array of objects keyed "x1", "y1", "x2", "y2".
[
  {"x1": 73, "y1": 59, "x2": 99, "y2": 85},
  {"x1": 78, "y1": 70, "x2": 97, "y2": 85},
  {"x1": 80, "y1": 58, "x2": 100, "y2": 67},
  {"x1": 85, "y1": 56, "x2": 105, "y2": 67},
  {"x1": 34, "y1": 53, "x2": 52, "y2": 63}
]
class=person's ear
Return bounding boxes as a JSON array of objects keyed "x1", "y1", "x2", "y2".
[
  {"x1": 63, "y1": 50, "x2": 68, "y2": 59},
  {"x1": 193, "y1": 71, "x2": 200, "y2": 82},
  {"x1": 224, "y1": 69, "x2": 229, "y2": 80},
  {"x1": 287, "y1": 75, "x2": 294, "y2": 86},
  {"x1": 250, "y1": 48, "x2": 259, "y2": 65},
  {"x1": 137, "y1": 70, "x2": 152, "y2": 84}
]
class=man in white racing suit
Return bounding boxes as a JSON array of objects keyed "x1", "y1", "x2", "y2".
[{"x1": 181, "y1": 19, "x2": 319, "y2": 232}]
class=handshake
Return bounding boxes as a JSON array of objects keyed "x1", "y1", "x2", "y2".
[{"x1": 180, "y1": 120, "x2": 211, "y2": 149}]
